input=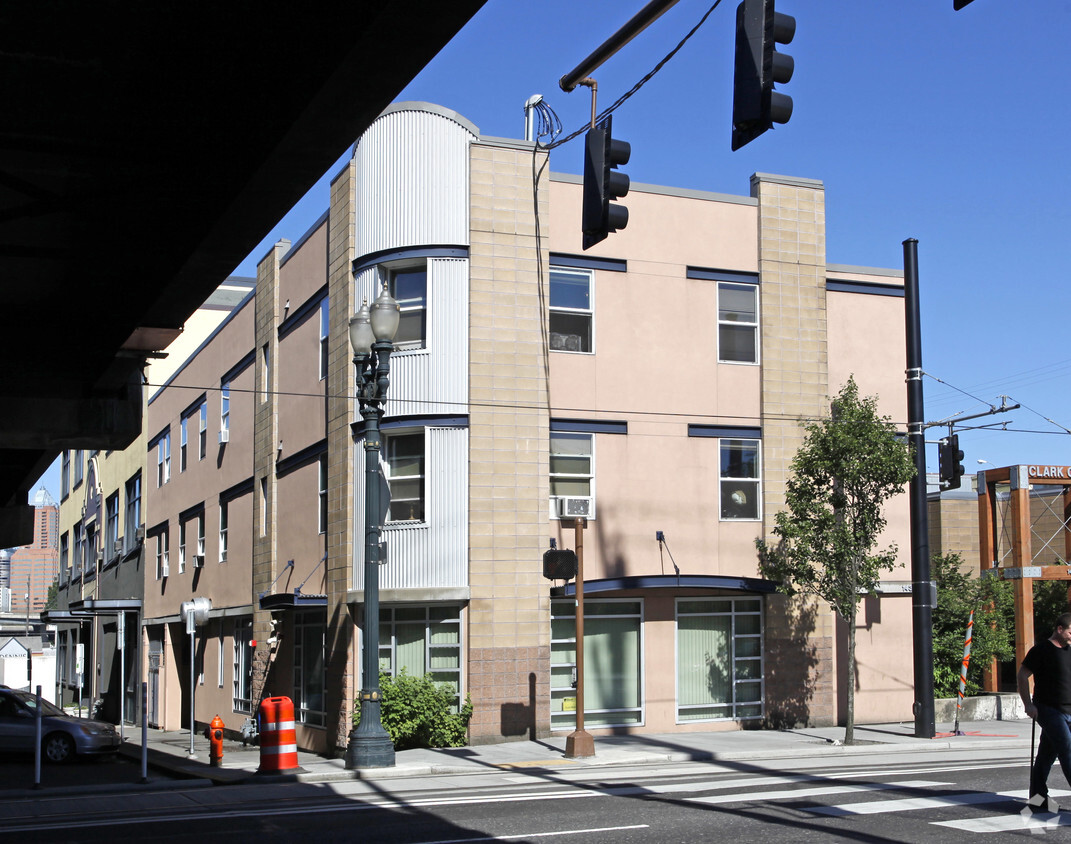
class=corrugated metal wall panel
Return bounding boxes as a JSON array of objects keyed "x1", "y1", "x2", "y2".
[
  {"x1": 353, "y1": 258, "x2": 468, "y2": 419},
  {"x1": 354, "y1": 109, "x2": 472, "y2": 256},
  {"x1": 352, "y1": 426, "x2": 468, "y2": 591}
]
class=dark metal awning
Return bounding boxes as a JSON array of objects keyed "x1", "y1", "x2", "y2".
[
  {"x1": 259, "y1": 592, "x2": 328, "y2": 611},
  {"x1": 69, "y1": 599, "x2": 142, "y2": 613},
  {"x1": 550, "y1": 574, "x2": 778, "y2": 598},
  {"x1": 40, "y1": 610, "x2": 95, "y2": 622}
]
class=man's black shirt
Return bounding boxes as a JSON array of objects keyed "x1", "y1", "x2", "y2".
[{"x1": 1023, "y1": 638, "x2": 1071, "y2": 714}]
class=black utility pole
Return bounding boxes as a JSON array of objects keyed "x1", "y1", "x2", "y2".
[{"x1": 904, "y1": 238, "x2": 935, "y2": 739}]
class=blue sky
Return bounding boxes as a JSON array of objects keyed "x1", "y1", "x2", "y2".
[{"x1": 33, "y1": 0, "x2": 1071, "y2": 496}]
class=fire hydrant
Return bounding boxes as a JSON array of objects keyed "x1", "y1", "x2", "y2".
[{"x1": 205, "y1": 715, "x2": 225, "y2": 767}]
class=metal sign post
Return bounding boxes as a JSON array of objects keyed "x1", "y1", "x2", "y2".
[
  {"x1": 565, "y1": 518, "x2": 594, "y2": 758},
  {"x1": 117, "y1": 611, "x2": 125, "y2": 740},
  {"x1": 187, "y1": 609, "x2": 196, "y2": 759},
  {"x1": 34, "y1": 685, "x2": 42, "y2": 789},
  {"x1": 76, "y1": 642, "x2": 84, "y2": 717},
  {"x1": 141, "y1": 681, "x2": 149, "y2": 783}
]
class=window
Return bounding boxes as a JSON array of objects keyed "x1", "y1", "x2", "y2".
[
  {"x1": 550, "y1": 432, "x2": 594, "y2": 518},
  {"x1": 388, "y1": 265, "x2": 427, "y2": 347},
  {"x1": 73, "y1": 523, "x2": 83, "y2": 579},
  {"x1": 156, "y1": 431, "x2": 171, "y2": 487},
  {"x1": 221, "y1": 382, "x2": 231, "y2": 435},
  {"x1": 178, "y1": 521, "x2": 187, "y2": 574},
  {"x1": 676, "y1": 598, "x2": 763, "y2": 722},
  {"x1": 180, "y1": 416, "x2": 188, "y2": 471},
  {"x1": 293, "y1": 611, "x2": 326, "y2": 727},
  {"x1": 218, "y1": 627, "x2": 225, "y2": 688},
  {"x1": 718, "y1": 282, "x2": 758, "y2": 364},
  {"x1": 319, "y1": 298, "x2": 330, "y2": 380},
  {"x1": 233, "y1": 618, "x2": 253, "y2": 713},
  {"x1": 60, "y1": 532, "x2": 69, "y2": 580},
  {"x1": 550, "y1": 599, "x2": 642, "y2": 729},
  {"x1": 318, "y1": 454, "x2": 328, "y2": 534},
  {"x1": 378, "y1": 606, "x2": 462, "y2": 707},
  {"x1": 105, "y1": 492, "x2": 119, "y2": 560},
  {"x1": 124, "y1": 473, "x2": 141, "y2": 546},
  {"x1": 61, "y1": 452, "x2": 70, "y2": 498},
  {"x1": 198, "y1": 403, "x2": 207, "y2": 460},
  {"x1": 549, "y1": 268, "x2": 593, "y2": 353},
  {"x1": 156, "y1": 531, "x2": 169, "y2": 580},
  {"x1": 720, "y1": 439, "x2": 761, "y2": 520},
  {"x1": 197, "y1": 512, "x2": 205, "y2": 561},
  {"x1": 219, "y1": 502, "x2": 228, "y2": 563},
  {"x1": 384, "y1": 432, "x2": 424, "y2": 521},
  {"x1": 259, "y1": 477, "x2": 267, "y2": 537},
  {"x1": 261, "y1": 343, "x2": 270, "y2": 402},
  {"x1": 73, "y1": 450, "x2": 84, "y2": 487}
]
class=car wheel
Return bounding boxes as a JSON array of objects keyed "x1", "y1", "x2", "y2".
[{"x1": 43, "y1": 732, "x2": 76, "y2": 763}]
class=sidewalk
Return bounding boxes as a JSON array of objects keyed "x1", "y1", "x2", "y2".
[{"x1": 100, "y1": 717, "x2": 1032, "y2": 789}]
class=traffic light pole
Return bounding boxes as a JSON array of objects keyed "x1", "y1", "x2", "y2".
[
  {"x1": 904, "y1": 238, "x2": 935, "y2": 739},
  {"x1": 559, "y1": 0, "x2": 681, "y2": 92}
]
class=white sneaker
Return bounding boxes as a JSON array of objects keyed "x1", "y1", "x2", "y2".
[{"x1": 1028, "y1": 793, "x2": 1061, "y2": 813}]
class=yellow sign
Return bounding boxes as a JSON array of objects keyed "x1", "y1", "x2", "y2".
[{"x1": 562, "y1": 697, "x2": 576, "y2": 712}]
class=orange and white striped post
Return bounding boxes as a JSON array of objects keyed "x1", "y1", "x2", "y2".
[{"x1": 953, "y1": 610, "x2": 974, "y2": 736}]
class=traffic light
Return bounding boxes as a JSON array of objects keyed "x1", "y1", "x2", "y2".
[
  {"x1": 582, "y1": 114, "x2": 631, "y2": 250},
  {"x1": 938, "y1": 433, "x2": 965, "y2": 490},
  {"x1": 731, "y1": 0, "x2": 796, "y2": 151}
]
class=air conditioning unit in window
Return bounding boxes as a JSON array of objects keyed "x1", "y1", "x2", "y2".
[
  {"x1": 557, "y1": 496, "x2": 594, "y2": 520},
  {"x1": 550, "y1": 333, "x2": 582, "y2": 352},
  {"x1": 193, "y1": 554, "x2": 205, "y2": 568},
  {"x1": 113, "y1": 538, "x2": 124, "y2": 556},
  {"x1": 135, "y1": 525, "x2": 145, "y2": 542},
  {"x1": 218, "y1": 429, "x2": 229, "y2": 444}
]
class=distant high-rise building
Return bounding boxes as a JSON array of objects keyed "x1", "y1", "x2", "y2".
[{"x1": 7, "y1": 488, "x2": 59, "y2": 612}]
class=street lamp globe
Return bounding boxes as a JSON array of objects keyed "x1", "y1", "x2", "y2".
[
  {"x1": 348, "y1": 302, "x2": 374, "y2": 357},
  {"x1": 369, "y1": 285, "x2": 400, "y2": 342}
]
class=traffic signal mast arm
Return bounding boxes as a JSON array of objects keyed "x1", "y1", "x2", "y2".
[
  {"x1": 559, "y1": 0, "x2": 682, "y2": 93},
  {"x1": 926, "y1": 398, "x2": 1020, "y2": 490}
]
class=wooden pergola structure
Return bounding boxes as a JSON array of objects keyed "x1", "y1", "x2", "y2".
[{"x1": 978, "y1": 464, "x2": 1071, "y2": 691}]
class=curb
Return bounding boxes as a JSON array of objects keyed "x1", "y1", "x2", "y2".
[{"x1": 19, "y1": 731, "x2": 1032, "y2": 796}]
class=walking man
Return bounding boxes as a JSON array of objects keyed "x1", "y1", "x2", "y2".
[{"x1": 1017, "y1": 611, "x2": 1071, "y2": 813}]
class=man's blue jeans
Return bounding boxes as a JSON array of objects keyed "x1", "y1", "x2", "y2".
[{"x1": 1031, "y1": 704, "x2": 1071, "y2": 798}]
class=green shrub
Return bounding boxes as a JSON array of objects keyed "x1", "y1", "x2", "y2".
[{"x1": 354, "y1": 671, "x2": 473, "y2": 750}]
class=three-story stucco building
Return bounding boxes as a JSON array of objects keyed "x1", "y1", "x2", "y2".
[{"x1": 86, "y1": 102, "x2": 913, "y2": 752}]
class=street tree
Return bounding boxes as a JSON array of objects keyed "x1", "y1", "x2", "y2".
[{"x1": 757, "y1": 377, "x2": 915, "y2": 744}]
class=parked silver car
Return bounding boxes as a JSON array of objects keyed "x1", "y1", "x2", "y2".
[{"x1": 0, "y1": 688, "x2": 120, "y2": 762}]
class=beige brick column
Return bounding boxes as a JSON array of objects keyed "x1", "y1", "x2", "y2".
[
  {"x1": 752, "y1": 173, "x2": 836, "y2": 726},
  {"x1": 466, "y1": 140, "x2": 551, "y2": 743},
  {"x1": 324, "y1": 158, "x2": 359, "y2": 755},
  {"x1": 251, "y1": 238, "x2": 287, "y2": 707}
]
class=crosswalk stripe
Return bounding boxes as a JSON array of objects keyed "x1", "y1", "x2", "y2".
[
  {"x1": 688, "y1": 780, "x2": 945, "y2": 806},
  {"x1": 934, "y1": 812, "x2": 1071, "y2": 833},
  {"x1": 808, "y1": 787, "x2": 1071, "y2": 818}
]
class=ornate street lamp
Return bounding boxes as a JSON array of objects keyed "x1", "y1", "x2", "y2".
[{"x1": 345, "y1": 285, "x2": 400, "y2": 769}]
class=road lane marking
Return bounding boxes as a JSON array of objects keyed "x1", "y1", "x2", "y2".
[
  {"x1": 687, "y1": 780, "x2": 945, "y2": 806},
  {"x1": 421, "y1": 825, "x2": 650, "y2": 843},
  {"x1": 808, "y1": 787, "x2": 1071, "y2": 817},
  {"x1": 934, "y1": 812, "x2": 1071, "y2": 833}
]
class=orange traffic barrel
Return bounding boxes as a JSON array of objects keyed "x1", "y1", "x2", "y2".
[{"x1": 257, "y1": 696, "x2": 300, "y2": 774}]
